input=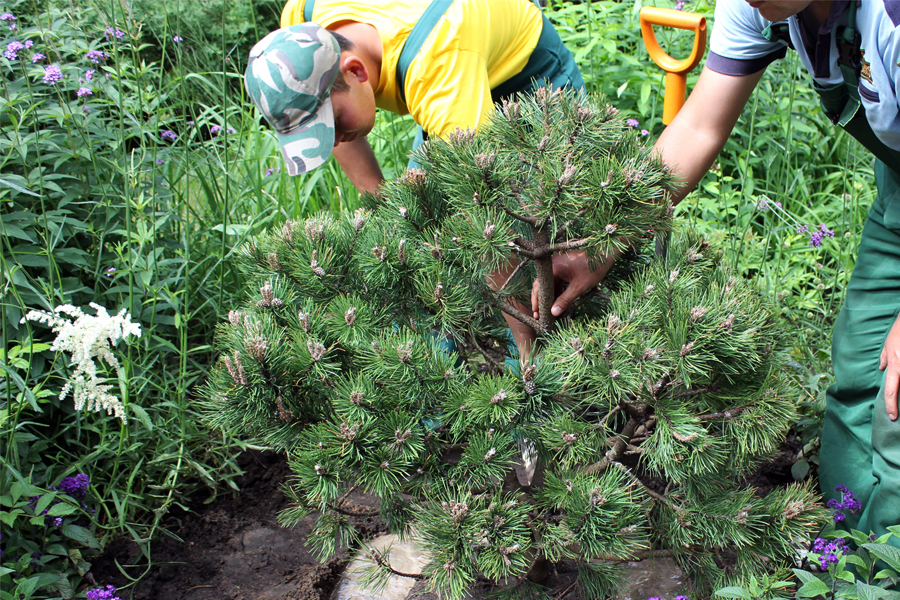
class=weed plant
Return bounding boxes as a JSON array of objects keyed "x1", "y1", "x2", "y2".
[{"x1": 0, "y1": 0, "x2": 331, "y2": 596}]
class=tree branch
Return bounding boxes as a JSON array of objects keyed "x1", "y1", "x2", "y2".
[{"x1": 697, "y1": 404, "x2": 752, "y2": 422}]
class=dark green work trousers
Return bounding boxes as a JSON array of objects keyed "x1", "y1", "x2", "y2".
[{"x1": 820, "y1": 159, "x2": 900, "y2": 542}]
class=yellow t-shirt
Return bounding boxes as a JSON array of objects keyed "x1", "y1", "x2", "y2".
[{"x1": 280, "y1": 0, "x2": 543, "y2": 138}]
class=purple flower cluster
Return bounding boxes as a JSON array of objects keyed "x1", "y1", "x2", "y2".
[
  {"x1": 161, "y1": 129, "x2": 178, "y2": 142},
  {"x1": 812, "y1": 537, "x2": 849, "y2": 571},
  {"x1": 43, "y1": 64, "x2": 62, "y2": 84},
  {"x1": 674, "y1": 0, "x2": 687, "y2": 10},
  {"x1": 86, "y1": 49, "x2": 109, "y2": 64},
  {"x1": 104, "y1": 27, "x2": 126, "y2": 41},
  {"x1": 827, "y1": 484, "x2": 862, "y2": 522},
  {"x1": 626, "y1": 118, "x2": 640, "y2": 128},
  {"x1": 4, "y1": 40, "x2": 23, "y2": 60},
  {"x1": 77, "y1": 86, "x2": 92, "y2": 97},
  {"x1": 808, "y1": 224, "x2": 835, "y2": 248},
  {"x1": 31, "y1": 51, "x2": 45, "y2": 63},
  {"x1": 86, "y1": 585, "x2": 123, "y2": 600},
  {"x1": 60, "y1": 473, "x2": 90, "y2": 499},
  {"x1": 755, "y1": 197, "x2": 782, "y2": 211},
  {"x1": 173, "y1": 35, "x2": 183, "y2": 43},
  {"x1": 210, "y1": 125, "x2": 237, "y2": 137},
  {"x1": 1, "y1": 12, "x2": 15, "y2": 30},
  {"x1": 265, "y1": 167, "x2": 281, "y2": 177}
]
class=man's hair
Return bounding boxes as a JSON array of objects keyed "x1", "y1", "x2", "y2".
[{"x1": 329, "y1": 30, "x2": 354, "y2": 95}]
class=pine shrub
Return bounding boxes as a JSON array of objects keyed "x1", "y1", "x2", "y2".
[{"x1": 201, "y1": 89, "x2": 828, "y2": 599}]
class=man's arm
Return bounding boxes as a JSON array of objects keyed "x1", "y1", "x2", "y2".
[
  {"x1": 333, "y1": 136, "x2": 385, "y2": 195},
  {"x1": 533, "y1": 66, "x2": 768, "y2": 318},
  {"x1": 655, "y1": 65, "x2": 766, "y2": 203}
]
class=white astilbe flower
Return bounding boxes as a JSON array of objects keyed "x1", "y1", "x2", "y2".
[{"x1": 22, "y1": 303, "x2": 142, "y2": 422}]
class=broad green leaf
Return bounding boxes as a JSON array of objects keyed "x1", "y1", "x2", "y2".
[
  {"x1": 796, "y1": 578, "x2": 832, "y2": 598},
  {"x1": 715, "y1": 587, "x2": 752, "y2": 599},
  {"x1": 47, "y1": 502, "x2": 77, "y2": 516},
  {"x1": 863, "y1": 544, "x2": 900, "y2": 571},
  {"x1": 130, "y1": 404, "x2": 153, "y2": 430},
  {"x1": 0, "y1": 175, "x2": 41, "y2": 197},
  {"x1": 60, "y1": 524, "x2": 101, "y2": 549}
]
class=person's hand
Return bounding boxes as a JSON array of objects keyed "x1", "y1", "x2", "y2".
[
  {"x1": 879, "y1": 312, "x2": 900, "y2": 421},
  {"x1": 531, "y1": 250, "x2": 618, "y2": 319}
]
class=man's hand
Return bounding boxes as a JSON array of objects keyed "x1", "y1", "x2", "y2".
[
  {"x1": 531, "y1": 250, "x2": 618, "y2": 319},
  {"x1": 879, "y1": 312, "x2": 900, "y2": 421}
]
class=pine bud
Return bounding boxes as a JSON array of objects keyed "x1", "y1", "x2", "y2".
[
  {"x1": 350, "y1": 390, "x2": 364, "y2": 405},
  {"x1": 228, "y1": 310, "x2": 242, "y2": 326},
  {"x1": 525, "y1": 380, "x2": 537, "y2": 396},
  {"x1": 483, "y1": 221, "x2": 496, "y2": 240},
  {"x1": 491, "y1": 389, "x2": 507, "y2": 405},
  {"x1": 258, "y1": 280, "x2": 275, "y2": 308},
  {"x1": 576, "y1": 105, "x2": 594, "y2": 122},
  {"x1": 310, "y1": 250, "x2": 326, "y2": 277},
  {"x1": 604, "y1": 104, "x2": 619, "y2": 120},
  {"x1": 501, "y1": 100, "x2": 520, "y2": 121},
  {"x1": 276, "y1": 395, "x2": 291, "y2": 422},
  {"x1": 569, "y1": 337, "x2": 584, "y2": 355},
  {"x1": 223, "y1": 353, "x2": 247, "y2": 386},
  {"x1": 680, "y1": 341, "x2": 694, "y2": 357},
  {"x1": 562, "y1": 432, "x2": 577, "y2": 445},
  {"x1": 590, "y1": 487, "x2": 607, "y2": 506},
  {"x1": 352, "y1": 208, "x2": 368, "y2": 231},
  {"x1": 281, "y1": 220, "x2": 296, "y2": 244},
  {"x1": 267, "y1": 253, "x2": 282, "y2": 271},
  {"x1": 298, "y1": 310, "x2": 310, "y2": 332},
  {"x1": 372, "y1": 245, "x2": 387, "y2": 262},
  {"x1": 307, "y1": 340, "x2": 326, "y2": 361},
  {"x1": 398, "y1": 239, "x2": 407, "y2": 265},
  {"x1": 484, "y1": 447, "x2": 497, "y2": 461},
  {"x1": 600, "y1": 170, "x2": 613, "y2": 188},
  {"x1": 607, "y1": 314, "x2": 623, "y2": 334},
  {"x1": 314, "y1": 464, "x2": 324, "y2": 476},
  {"x1": 304, "y1": 217, "x2": 327, "y2": 242},
  {"x1": 558, "y1": 164, "x2": 577, "y2": 186},
  {"x1": 399, "y1": 206, "x2": 409, "y2": 219},
  {"x1": 449, "y1": 128, "x2": 475, "y2": 145},
  {"x1": 669, "y1": 270, "x2": 680, "y2": 283},
  {"x1": 475, "y1": 152, "x2": 495, "y2": 171},
  {"x1": 690, "y1": 306, "x2": 707, "y2": 322},
  {"x1": 643, "y1": 284, "x2": 655, "y2": 296},
  {"x1": 565, "y1": 479, "x2": 574, "y2": 492},
  {"x1": 344, "y1": 307, "x2": 357, "y2": 326},
  {"x1": 609, "y1": 369, "x2": 620, "y2": 379},
  {"x1": 487, "y1": 428, "x2": 495, "y2": 441},
  {"x1": 246, "y1": 336, "x2": 268, "y2": 362},
  {"x1": 340, "y1": 422, "x2": 358, "y2": 441},
  {"x1": 404, "y1": 168, "x2": 427, "y2": 188},
  {"x1": 396, "y1": 340, "x2": 413, "y2": 363},
  {"x1": 371, "y1": 341, "x2": 383, "y2": 355},
  {"x1": 687, "y1": 248, "x2": 703, "y2": 262},
  {"x1": 605, "y1": 223, "x2": 618, "y2": 235},
  {"x1": 720, "y1": 314, "x2": 735, "y2": 331}
]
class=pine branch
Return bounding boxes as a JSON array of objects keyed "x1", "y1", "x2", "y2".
[
  {"x1": 697, "y1": 404, "x2": 752, "y2": 422},
  {"x1": 368, "y1": 547, "x2": 426, "y2": 580},
  {"x1": 489, "y1": 294, "x2": 543, "y2": 335},
  {"x1": 503, "y1": 205, "x2": 541, "y2": 227},
  {"x1": 610, "y1": 461, "x2": 681, "y2": 513},
  {"x1": 466, "y1": 333, "x2": 506, "y2": 373},
  {"x1": 583, "y1": 416, "x2": 640, "y2": 474}
]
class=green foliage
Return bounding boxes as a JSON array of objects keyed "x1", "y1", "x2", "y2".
[{"x1": 203, "y1": 90, "x2": 829, "y2": 599}]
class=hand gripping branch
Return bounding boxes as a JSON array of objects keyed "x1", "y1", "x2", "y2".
[{"x1": 639, "y1": 7, "x2": 707, "y2": 124}]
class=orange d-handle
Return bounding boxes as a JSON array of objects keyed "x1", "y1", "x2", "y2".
[{"x1": 639, "y1": 7, "x2": 707, "y2": 125}]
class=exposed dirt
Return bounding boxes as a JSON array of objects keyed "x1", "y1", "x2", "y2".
[
  {"x1": 89, "y1": 438, "x2": 807, "y2": 600},
  {"x1": 89, "y1": 450, "x2": 380, "y2": 600}
]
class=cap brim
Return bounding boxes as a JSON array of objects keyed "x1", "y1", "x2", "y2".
[{"x1": 276, "y1": 95, "x2": 335, "y2": 176}]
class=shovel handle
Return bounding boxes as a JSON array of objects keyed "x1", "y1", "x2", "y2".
[{"x1": 639, "y1": 7, "x2": 707, "y2": 124}]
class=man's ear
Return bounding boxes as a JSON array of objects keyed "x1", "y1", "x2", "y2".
[{"x1": 341, "y1": 56, "x2": 369, "y2": 83}]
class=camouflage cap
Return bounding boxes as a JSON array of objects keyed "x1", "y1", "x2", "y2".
[{"x1": 245, "y1": 24, "x2": 341, "y2": 176}]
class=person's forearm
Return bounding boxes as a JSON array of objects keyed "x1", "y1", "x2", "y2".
[
  {"x1": 333, "y1": 136, "x2": 385, "y2": 195},
  {"x1": 653, "y1": 66, "x2": 766, "y2": 205}
]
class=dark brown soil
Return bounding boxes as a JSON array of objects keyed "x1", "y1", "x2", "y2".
[
  {"x1": 89, "y1": 450, "x2": 378, "y2": 600},
  {"x1": 89, "y1": 438, "x2": 807, "y2": 600}
]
